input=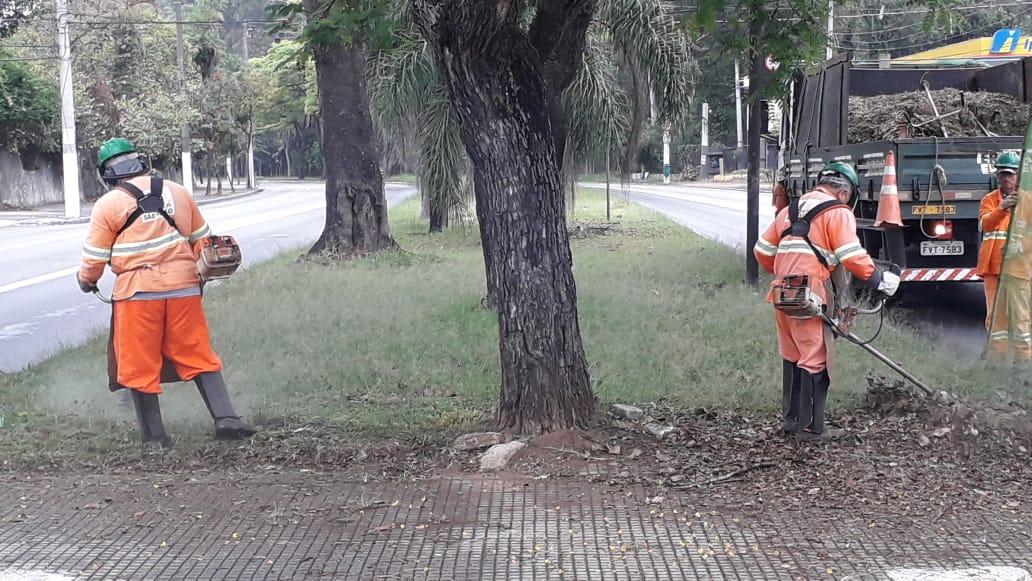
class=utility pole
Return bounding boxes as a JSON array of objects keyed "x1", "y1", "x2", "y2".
[
  {"x1": 662, "y1": 123, "x2": 671, "y2": 184},
  {"x1": 241, "y1": 24, "x2": 249, "y2": 62},
  {"x1": 826, "y1": 0, "x2": 835, "y2": 60},
  {"x1": 174, "y1": 0, "x2": 194, "y2": 194},
  {"x1": 242, "y1": 24, "x2": 256, "y2": 189},
  {"x1": 605, "y1": 109, "x2": 611, "y2": 221},
  {"x1": 746, "y1": 32, "x2": 765, "y2": 288},
  {"x1": 700, "y1": 102, "x2": 709, "y2": 178},
  {"x1": 734, "y1": 59, "x2": 744, "y2": 149},
  {"x1": 56, "y1": 0, "x2": 80, "y2": 218}
]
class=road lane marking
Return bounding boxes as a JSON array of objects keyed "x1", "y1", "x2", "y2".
[
  {"x1": 0, "y1": 186, "x2": 424, "y2": 297},
  {"x1": 0, "y1": 266, "x2": 80, "y2": 295},
  {"x1": 1, "y1": 232, "x2": 85, "y2": 253},
  {"x1": 0, "y1": 203, "x2": 325, "y2": 296}
]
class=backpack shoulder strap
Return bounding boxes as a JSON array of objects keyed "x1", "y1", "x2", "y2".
[
  {"x1": 115, "y1": 177, "x2": 177, "y2": 235},
  {"x1": 778, "y1": 198, "x2": 849, "y2": 267},
  {"x1": 781, "y1": 197, "x2": 801, "y2": 239},
  {"x1": 806, "y1": 199, "x2": 848, "y2": 220}
]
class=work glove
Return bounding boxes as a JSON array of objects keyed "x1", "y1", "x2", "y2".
[
  {"x1": 1001, "y1": 193, "x2": 1019, "y2": 210},
  {"x1": 77, "y1": 277, "x2": 98, "y2": 294},
  {"x1": 877, "y1": 270, "x2": 901, "y2": 297},
  {"x1": 1007, "y1": 238, "x2": 1025, "y2": 256}
]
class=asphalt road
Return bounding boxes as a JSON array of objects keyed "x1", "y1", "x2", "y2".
[
  {"x1": 0, "y1": 179, "x2": 988, "y2": 371},
  {"x1": 0, "y1": 181, "x2": 417, "y2": 373},
  {"x1": 581, "y1": 181, "x2": 776, "y2": 252},
  {"x1": 582, "y1": 181, "x2": 989, "y2": 356}
]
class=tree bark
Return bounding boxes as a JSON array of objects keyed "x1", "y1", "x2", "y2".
[
  {"x1": 205, "y1": 151, "x2": 213, "y2": 196},
  {"x1": 428, "y1": 200, "x2": 447, "y2": 233},
  {"x1": 308, "y1": 41, "x2": 396, "y2": 257},
  {"x1": 412, "y1": 0, "x2": 596, "y2": 433},
  {"x1": 621, "y1": 58, "x2": 649, "y2": 180}
]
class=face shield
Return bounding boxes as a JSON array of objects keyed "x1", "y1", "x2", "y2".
[{"x1": 98, "y1": 152, "x2": 148, "y2": 187}]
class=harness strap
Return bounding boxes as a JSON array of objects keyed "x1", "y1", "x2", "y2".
[
  {"x1": 116, "y1": 177, "x2": 177, "y2": 235},
  {"x1": 780, "y1": 197, "x2": 847, "y2": 268}
]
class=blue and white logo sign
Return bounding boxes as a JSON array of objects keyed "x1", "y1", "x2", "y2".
[{"x1": 990, "y1": 28, "x2": 1023, "y2": 54}]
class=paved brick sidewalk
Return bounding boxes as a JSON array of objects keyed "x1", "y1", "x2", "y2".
[{"x1": 0, "y1": 469, "x2": 1029, "y2": 580}]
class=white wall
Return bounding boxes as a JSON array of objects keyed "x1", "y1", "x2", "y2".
[{"x1": 0, "y1": 151, "x2": 65, "y2": 208}]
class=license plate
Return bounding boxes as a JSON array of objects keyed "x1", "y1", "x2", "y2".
[
  {"x1": 912, "y1": 205, "x2": 957, "y2": 215},
  {"x1": 920, "y1": 240, "x2": 964, "y2": 256}
]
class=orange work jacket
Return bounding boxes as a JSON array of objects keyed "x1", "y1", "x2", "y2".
[
  {"x1": 978, "y1": 188, "x2": 1018, "y2": 277},
  {"x1": 79, "y1": 176, "x2": 211, "y2": 301},
  {"x1": 754, "y1": 186, "x2": 879, "y2": 305}
]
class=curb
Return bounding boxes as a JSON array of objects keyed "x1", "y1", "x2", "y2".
[{"x1": 0, "y1": 187, "x2": 264, "y2": 228}]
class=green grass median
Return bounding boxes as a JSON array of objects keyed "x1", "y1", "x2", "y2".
[{"x1": 0, "y1": 189, "x2": 1019, "y2": 469}]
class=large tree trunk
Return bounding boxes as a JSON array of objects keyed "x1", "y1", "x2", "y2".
[
  {"x1": 621, "y1": 58, "x2": 649, "y2": 180},
  {"x1": 308, "y1": 41, "x2": 396, "y2": 257},
  {"x1": 205, "y1": 150, "x2": 214, "y2": 197},
  {"x1": 428, "y1": 199, "x2": 447, "y2": 233},
  {"x1": 413, "y1": 0, "x2": 596, "y2": 433}
]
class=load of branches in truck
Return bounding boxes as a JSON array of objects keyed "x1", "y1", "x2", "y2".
[{"x1": 847, "y1": 88, "x2": 1031, "y2": 143}]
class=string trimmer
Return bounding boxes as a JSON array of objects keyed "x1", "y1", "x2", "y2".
[{"x1": 822, "y1": 298, "x2": 934, "y2": 396}]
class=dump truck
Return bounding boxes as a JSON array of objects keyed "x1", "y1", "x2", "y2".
[{"x1": 781, "y1": 53, "x2": 1032, "y2": 284}]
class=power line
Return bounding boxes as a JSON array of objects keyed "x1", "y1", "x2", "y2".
[
  {"x1": 836, "y1": 20, "x2": 924, "y2": 37},
  {"x1": 0, "y1": 56, "x2": 59, "y2": 61},
  {"x1": 836, "y1": 1, "x2": 1030, "y2": 19},
  {"x1": 668, "y1": 1, "x2": 1029, "y2": 19},
  {"x1": 2, "y1": 16, "x2": 287, "y2": 25},
  {"x1": 68, "y1": 16, "x2": 288, "y2": 26},
  {"x1": 834, "y1": 19, "x2": 1010, "y2": 51}
]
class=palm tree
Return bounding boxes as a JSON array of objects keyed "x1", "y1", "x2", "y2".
[
  {"x1": 368, "y1": 29, "x2": 467, "y2": 232},
  {"x1": 595, "y1": 0, "x2": 696, "y2": 181},
  {"x1": 367, "y1": 0, "x2": 695, "y2": 232}
]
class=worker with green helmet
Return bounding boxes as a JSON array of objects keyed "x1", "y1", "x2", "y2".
[
  {"x1": 754, "y1": 161, "x2": 900, "y2": 442},
  {"x1": 78, "y1": 137, "x2": 257, "y2": 449},
  {"x1": 978, "y1": 150, "x2": 1030, "y2": 364}
]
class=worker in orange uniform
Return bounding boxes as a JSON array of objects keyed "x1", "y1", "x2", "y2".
[
  {"x1": 77, "y1": 138, "x2": 256, "y2": 449},
  {"x1": 754, "y1": 162, "x2": 900, "y2": 442},
  {"x1": 977, "y1": 151, "x2": 1030, "y2": 364}
]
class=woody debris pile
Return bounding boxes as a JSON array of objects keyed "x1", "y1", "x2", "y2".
[{"x1": 848, "y1": 88, "x2": 1031, "y2": 142}]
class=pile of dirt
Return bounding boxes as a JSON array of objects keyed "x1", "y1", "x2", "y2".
[{"x1": 848, "y1": 88, "x2": 1031, "y2": 142}]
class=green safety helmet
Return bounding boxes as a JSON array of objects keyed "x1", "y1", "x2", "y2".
[
  {"x1": 995, "y1": 151, "x2": 1020, "y2": 175},
  {"x1": 817, "y1": 161, "x2": 859, "y2": 193},
  {"x1": 97, "y1": 137, "x2": 147, "y2": 184}
]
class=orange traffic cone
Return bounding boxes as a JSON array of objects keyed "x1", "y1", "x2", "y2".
[{"x1": 874, "y1": 150, "x2": 903, "y2": 228}]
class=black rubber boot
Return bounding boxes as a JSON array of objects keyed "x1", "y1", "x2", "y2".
[
  {"x1": 781, "y1": 359, "x2": 802, "y2": 434},
  {"x1": 796, "y1": 370, "x2": 847, "y2": 442},
  {"x1": 130, "y1": 390, "x2": 170, "y2": 450},
  {"x1": 796, "y1": 370, "x2": 815, "y2": 438},
  {"x1": 194, "y1": 371, "x2": 257, "y2": 440}
]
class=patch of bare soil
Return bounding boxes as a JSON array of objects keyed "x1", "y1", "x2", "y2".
[{"x1": 568, "y1": 222, "x2": 621, "y2": 239}]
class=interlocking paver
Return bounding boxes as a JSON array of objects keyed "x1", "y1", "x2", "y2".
[{"x1": 1, "y1": 470, "x2": 1029, "y2": 580}]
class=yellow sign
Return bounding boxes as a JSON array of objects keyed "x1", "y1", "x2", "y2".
[
  {"x1": 893, "y1": 33, "x2": 1032, "y2": 64},
  {"x1": 912, "y1": 205, "x2": 957, "y2": 215}
]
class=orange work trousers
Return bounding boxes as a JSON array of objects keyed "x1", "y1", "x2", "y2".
[
  {"x1": 774, "y1": 309, "x2": 830, "y2": 375},
  {"x1": 983, "y1": 274, "x2": 1032, "y2": 363},
  {"x1": 112, "y1": 296, "x2": 222, "y2": 394}
]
